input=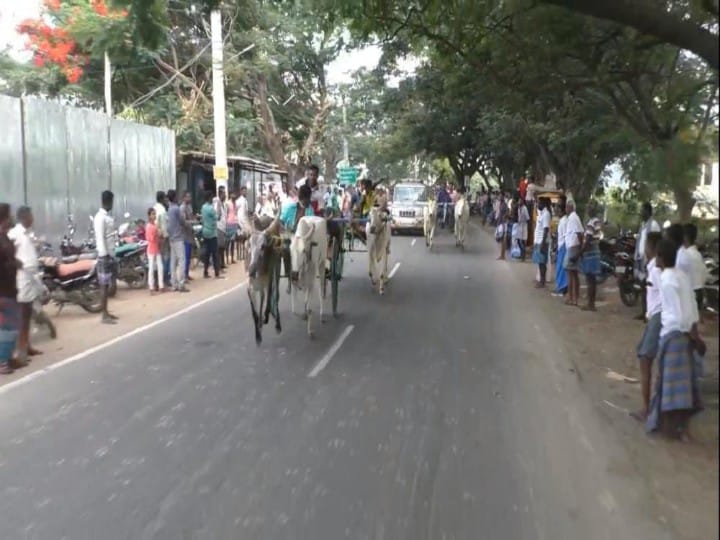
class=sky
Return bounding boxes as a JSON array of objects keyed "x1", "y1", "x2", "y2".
[{"x1": 0, "y1": 0, "x2": 40, "y2": 58}]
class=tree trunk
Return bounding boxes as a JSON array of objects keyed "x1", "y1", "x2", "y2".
[
  {"x1": 542, "y1": 0, "x2": 719, "y2": 70},
  {"x1": 674, "y1": 186, "x2": 696, "y2": 221}
]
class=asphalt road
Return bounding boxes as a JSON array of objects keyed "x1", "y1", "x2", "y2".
[{"x1": 0, "y1": 224, "x2": 676, "y2": 540}]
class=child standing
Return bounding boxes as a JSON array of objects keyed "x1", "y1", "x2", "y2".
[
  {"x1": 579, "y1": 218, "x2": 602, "y2": 311},
  {"x1": 146, "y1": 208, "x2": 164, "y2": 294},
  {"x1": 633, "y1": 232, "x2": 663, "y2": 421}
]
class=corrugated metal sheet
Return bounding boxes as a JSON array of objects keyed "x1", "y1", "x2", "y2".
[
  {"x1": 23, "y1": 98, "x2": 69, "y2": 245},
  {"x1": 66, "y1": 106, "x2": 110, "y2": 237},
  {"x1": 0, "y1": 95, "x2": 25, "y2": 208},
  {"x1": 4, "y1": 98, "x2": 175, "y2": 246}
]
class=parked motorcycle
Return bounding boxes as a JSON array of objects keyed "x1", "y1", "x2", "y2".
[
  {"x1": 60, "y1": 214, "x2": 96, "y2": 256},
  {"x1": 108, "y1": 213, "x2": 148, "y2": 295},
  {"x1": 37, "y1": 256, "x2": 103, "y2": 314},
  {"x1": 705, "y1": 258, "x2": 718, "y2": 314},
  {"x1": 615, "y1": 251, "x2": 642, "y2": 307}
]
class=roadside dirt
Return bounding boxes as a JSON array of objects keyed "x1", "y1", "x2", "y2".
[
  {"x1": 491, "y1": 227, "x2": 719, "y2": 540},
  {"x1": 1, "y1": 261, "x2": 248, "y2": 388}
]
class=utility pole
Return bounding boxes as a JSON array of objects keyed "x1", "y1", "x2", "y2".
[
  {"x1": 342, "y1": 96, "x2": 349, "y2": 164},
  {"x1": 104, "y1": 51, "x2": 112, "y2": 116},
  {"x1": 211, "y1": 8, "x2": 228, "y2": 194}
]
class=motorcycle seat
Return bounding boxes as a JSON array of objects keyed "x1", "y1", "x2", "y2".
[
  {"x1": 115, "y1": 243, "x2": 139, "y2": 256},
  {"x1": 57, "y1": 259, "x2": 95, "y2": 278}
]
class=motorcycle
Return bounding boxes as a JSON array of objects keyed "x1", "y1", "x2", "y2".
[
  {"x1": 615, "y1": 251, "x2": 642, "y2": 307},
  {"x1": 437, "y1": 202, "x2": 455, "y2": 229},
  {"x1": 61, "y1": 214, "x2": 96, "y2": 256},
  {"x1": 37, "y1": 256, "x2": 103, "y2": 314},
  {"x1": 705, "y1": 258, "x2": 718, "y2": 314},
  {"x1": 108, "y1": 214, "x2": 149, "y2": 295}
]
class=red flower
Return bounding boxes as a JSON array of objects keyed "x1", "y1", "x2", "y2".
[
  {"x1": 43, "y1": 0, "x2": 61, "y2": 11},
  {"x1": 33, "y1": 55, "x2": 45, "y2": 67}
]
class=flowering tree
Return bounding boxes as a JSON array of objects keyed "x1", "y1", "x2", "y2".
[{"x1": 18, "y1": 0, "x2": 130, "y2": 84}]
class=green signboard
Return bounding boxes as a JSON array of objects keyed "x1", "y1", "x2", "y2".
[{"x1": 338, "y1": 166, "x2": 358, "y2": 185}]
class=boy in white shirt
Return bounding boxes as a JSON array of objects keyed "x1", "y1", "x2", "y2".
[
  {"x1": 645, "y1": 238, "x2": 705, "y2": 439},
  {"x1": 633, "y1": 232, "x2": 663, "y2": 421},
  {"x1": 680, "y1": 224, "x2": 707, "y2": 322}
]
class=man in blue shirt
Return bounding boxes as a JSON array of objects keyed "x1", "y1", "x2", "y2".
[
  {"x1": 201, "y1": 190, "x2": 222, "y2": 279},
  {"x1": 280, "y1": 185, "x2": 315, "y2": 233}
]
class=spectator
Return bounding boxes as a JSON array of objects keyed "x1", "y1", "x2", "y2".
[
  {"x1": 580, "y1": 217, "x2": 602, "y2": 311},
  {"x1": 154, "y1": 191, "x2": 170, "y2": 285},
  {"x1": 8, "y1": 206, "x2": 42, "y2": 365},
  {"x1": 0, "y1": 203, "x2": 21, "y2": 374},
  {"x1": 495, "y1": 192, "x2": 509, "y2": 260},
  {"x1": 532, "y1": 197, "x2": 551, "y2": 287},
  {"x1": 146, "y1": 208, "x2": 164, "y2": 294},
  {"x1": 632, "y1": 231, "x2": 663, "y2": 422},
  {"x1": 166, "y1": 189, "x2": 189, "y2": 293},
  {"x1": 94, "y1": 190, "x2": 118, "y2": 324},
  {"x1": 201, "y1": 190, "x2": 222, "y2": 279},
  {"x1": 646, "y1": 238, "x2": 704, "y2": 439},
  {"x1": 236, "y1": 186, "x2": 251, "y2": 233},
  {"x1": 553, "y1": 199, "x2": 568, "y2": 297},
  {"x1": 634, "y1": 202, "x2": 662, "y2": 320},
  {"x1": 226, "y1": 191, "x2": 239, "y2": 265},
  {"x1": 564, "y1": 199, "x2": 584, "y2": 306},
  {"x1": 518, "y1": 176, "x2": 528, "y2": 202},
  {"x1": 180, "y1": 191, "x2": 196, "y2": 281},
  {"x1": 515, "y1": 197, "x2": 530, "y2": 261},
  {"x1": 677, "y1": 223, "x2": 707, "y2": 322},
  {"x1": 214, "y1": 187, "x2": 229, "y2": 272}
]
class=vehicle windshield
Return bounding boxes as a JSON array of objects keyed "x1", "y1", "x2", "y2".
[{"x1": 393, "y1": 185, "x2": 427, "y2": 203}]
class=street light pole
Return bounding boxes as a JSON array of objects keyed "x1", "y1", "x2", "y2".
[
  {"x1": 342, "y1": 95, "x2": 349, "y2": 164},
  {"x1": 211, "y1": 8, "x2": 228, "y2": 194},
  {"x1": 104, "y1": 51, "x2": 112, "y2": 116}
]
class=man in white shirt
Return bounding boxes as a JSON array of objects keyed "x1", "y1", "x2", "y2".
[
  {"x1": 677, "y1": 223, "x2": 708, "y2": 322},
  {"x1": 154, "y1": 191, "x2": 170, "y2": 283},
  {"x1": 236, "y1": 186, "x2": 251, "y2": 234},
  {"x1": 634, "y1": 202, "x2": 662, "y2": 319},
  {"x1": 553, "y1": 200, "x2": 569, "y2": 296},
  {"x1": 532, "y1": 197, "x2": 552, "y2": 288},
  {"x1": 563, "y1": 199, "x2": 584, "y2": 305},
  {"x1": 646, "y1": 238, "x2": 704, "y2": 438},
  {"x1": 633, "y1": 231, "x2": 663, "y2": 421},
  {"x1": 94, "y1": 190, "x2": 118, "y2": 324},
  {"x1": 8, "y1": 206, "x2": 41, "y2": 364}
]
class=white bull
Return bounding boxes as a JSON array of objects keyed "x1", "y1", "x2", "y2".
[
  {"x1": 454, "y1": 196, "x2": 470, "y2": 249},
  {"x1": 246, "y1": 217, "x2": 282, "y2": 345},
  {"x1": 290, "y1": 216, "x2": 327, "y2": 338},
  {"x1": 366, "y1": 206, "x2": 391, "y2": 295},
  {"x1": 423, "y1": 199, "x2": 437, "y2": 250}
]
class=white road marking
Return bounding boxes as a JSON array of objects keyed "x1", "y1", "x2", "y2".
[
  {"x1": 411, "y1": 238, "x2": 417, "y2": 246},
  {"x1": 388, "y1": 262, "x2": 401, "y2": 279},
  {"x1": 0, "y1": 281, "x2": 248, "y2": 396},
  {"x1": 308, "y1": 325, "x2": 355, "y2": 378}
]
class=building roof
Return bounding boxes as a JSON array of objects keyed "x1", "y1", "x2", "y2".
[{"x1": 178, "y1": 151, "x2": 287, "y2": 174}]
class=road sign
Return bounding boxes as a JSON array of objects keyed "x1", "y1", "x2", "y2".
[
  {"x1": 338, "y1": 166, "x2": 358, "y2": 185},
  {"x1": 213, "y1": 165, "x2": 228, "y2": 180}
]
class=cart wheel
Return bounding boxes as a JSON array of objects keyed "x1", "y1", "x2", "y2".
[{"x1": 331, "y1": 236, "x2": 343, "y2": 316}]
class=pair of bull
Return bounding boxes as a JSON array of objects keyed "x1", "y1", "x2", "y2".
[
  {"x1": 423, "y1": 198, "x2": 470, "y2": 251},
  {"x1": 246, "y1": 208, "x2": 391, "y2": 345}
]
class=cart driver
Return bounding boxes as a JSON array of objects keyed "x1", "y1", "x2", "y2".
[{"x1": 280, "y1": 184, "x2": 315, "y2": 284}]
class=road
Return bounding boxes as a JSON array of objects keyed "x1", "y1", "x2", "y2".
[{"x1": 0, "y1": 224, "x2": 676, "y2": 540}]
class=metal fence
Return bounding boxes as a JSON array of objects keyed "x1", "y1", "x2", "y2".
[{"x1": 0, "y1": 95, "x2": 175, "y2": 245}]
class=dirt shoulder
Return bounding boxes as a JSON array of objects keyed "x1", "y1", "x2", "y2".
[
  {"x1": 1, "y1": 261, "x2": 247, "y2": 389},
  {"x1": 480, "y1": 223, "x2": 719, "y2": 540}
]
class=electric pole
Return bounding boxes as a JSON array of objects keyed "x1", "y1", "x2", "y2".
[
  {"x1": 211, "y1": 8, "x2": 228, "y2": 194},
  {"x1": 104, "y1": 51, "x2": 112, "y2": 116}
]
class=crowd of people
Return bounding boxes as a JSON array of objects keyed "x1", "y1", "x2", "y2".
[
  {"x1": 486, "y1": 174, "x2": 710, "y2": 441},
  {"x1": 0, "y1": 163, "x2": 387, "y2": 376}
]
